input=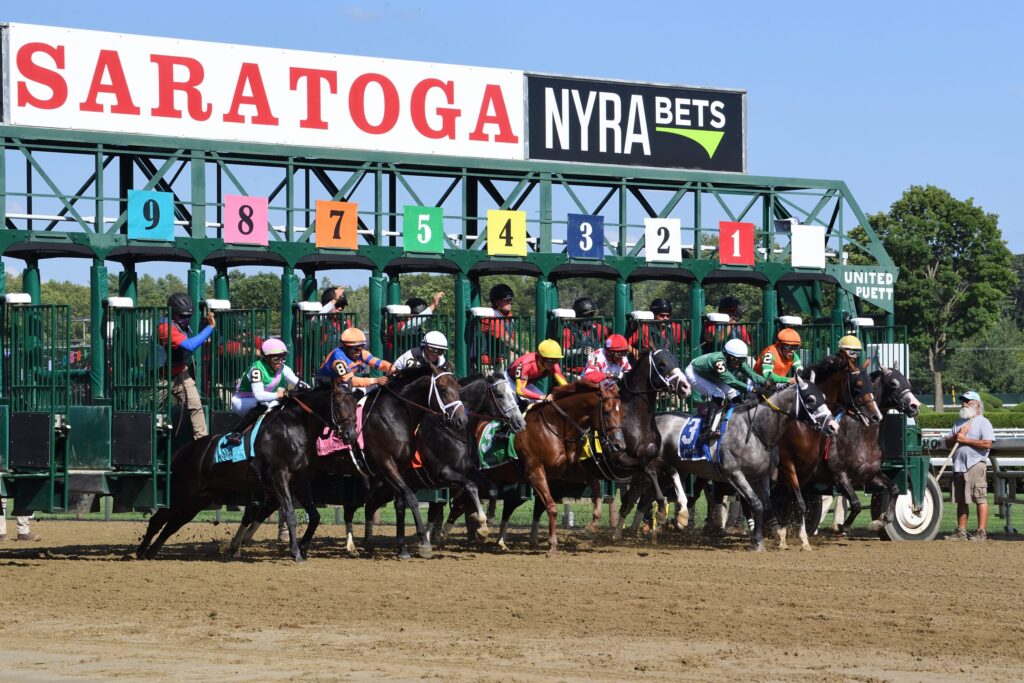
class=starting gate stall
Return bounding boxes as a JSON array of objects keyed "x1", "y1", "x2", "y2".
[
  {"x1": 200, "y1": 301, "x2": 270, "y2": 436},
  {"x1": 548, "y1": 309, "x2": 611, "y2": 381},
  {"x1": 293, "y1": 303, "x2": 359, "y2": 384},
  {"x1": 468, "y1": 309, "x2": 534, "y2": 376},
  {"x1": 0, "y1": 295, "x2": 71, "y2": 513},
  {"x1": 382, "y1": 304, "x2": 454, "y2": 363},
  {"x1": 627, "y1": 310, "x2": 692, "y2": 411}
]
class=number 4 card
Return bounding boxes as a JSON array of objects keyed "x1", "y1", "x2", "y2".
[
  {"x1": 223, "y1": 195, "x2": 269, "y2": 246},
  {"x1": 719, "y1": 221, "x2": 754, "y2": 266},
  {"x1": 566, "y1": 213, "x2": 603, "y2": 259},
  {"x1": 486, "y1": 209, "x2": 527, "y2": 256},
  {"x1": 315, "y1": 200, "x2": 358, "y2": 249}
]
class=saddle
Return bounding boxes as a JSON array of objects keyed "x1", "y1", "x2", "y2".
[
  {"x1": 314, "y1": 403, "x2": 371, "y2": 476},
  {"x1": 677, "y1": 405, "x2": 736, "y2": 466},
  {"x1": 477, "y1": 420, "x2": 519, "y2": 469},
  {"x1": 214, "y1": 413, "x2": 267, "y2": 464}
]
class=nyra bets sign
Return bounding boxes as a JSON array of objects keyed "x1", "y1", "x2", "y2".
[
  {"x1": 3, "y1": 24, "x2": 525, "y2": 160},
  {"x1": 526, "y1": 75, "x2": 745, "y2": 172}
]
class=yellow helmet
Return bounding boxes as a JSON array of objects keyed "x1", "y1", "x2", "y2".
[
  {"x1": 838, "y1": 335, "x2": 863, "y2": 351},
  {"x1": 537, "y1": 339, "x2": 564, "y2": 359},
  {"x1": 341, "y1": 328, "x2": 367, "y2": 346}
]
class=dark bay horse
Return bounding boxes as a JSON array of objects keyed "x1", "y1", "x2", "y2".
[
  {"x1": 480, "y1": 380, "x2": 627, "y2": 554},
  {"x1": 772, "y1": 355, "x2": 883, "y2": 548},
  {"x1": 359, "y1": 371, "x2": 526, "y2": 557},
  {"x1": 344, "y1": 363, "x2": 467, "y2": 559},
  {"x1": 657, "y1": 376, "x2": 840, "y2": 551},
  {"x1": 135, "y1": 382, "x2": 358, "y2": 562},
  {"x1": 809, "y1": 363, "x2": 921, "y2": 536}
]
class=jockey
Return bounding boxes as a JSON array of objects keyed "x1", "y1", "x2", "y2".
[
  {"x1": 627, "y1": 298, "x2": 684, "y2": 353},
  {"x1": 562, "y1": 297, "x2": 610, "y2": 375},
  {"x1": 392, "y1": 330, "x2": 448, "y2": 372},
  {"x1": 156, "y1": 293, "x2": 216, "y2": 440},
  {"x1": 755, "y1": 327, "x2": 804, "y2": 385},
  {"x1": 319, "y1": 286, "x2": 348, "y2": 314},
  {"x1": 684, "y1": 339, "x2": 765, "y2": 443},
  {"x1": 385, "y1": 292, "x2": 444, "y2": 357},
  {"x1": 225, "y1": 338, "x2": 307, "y2": 446},
  {"x1": 316, "y1": 327, "x2": 392, "y2": 389},
  {"x1": 700, "y1": 296, "x2": 752, "y2": 354},
  {"x1": 583, "y1": 334, "x2": 632, "y2": 383},
  {"x1": 473, "y1": 283, "x2": 525, "y2": 367},
  {"x1": 508, "y1": 339, "x2": 568, "y2": 404},
  {"x1": 837, "y1": 335, "x2": 864, "y2": 364}
]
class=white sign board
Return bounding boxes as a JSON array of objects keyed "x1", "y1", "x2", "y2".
[
  {"x1": 2, "y1": 23, "x2": 525, "y2": 160},
  {"x1": 644, "y1": 217, "x2": 681, "y2": 262},
  {"x1": 790, "y1": 224, "x2": 826, "y2": 269}
]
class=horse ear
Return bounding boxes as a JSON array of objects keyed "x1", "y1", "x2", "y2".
[
  {"x1": 891, "y1": 360, "x2": 900, "y2": 373},
  {"x1": 806, "y1": 370, "x2": 815, "y2": 385}
]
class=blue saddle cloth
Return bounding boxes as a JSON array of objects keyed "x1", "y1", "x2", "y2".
[
  {"x1": 677, "y1": 406, "x2": 735, "y2": 463},
  {"x1": 213, "y1": 414, "x2": 267, "y2": 464}
]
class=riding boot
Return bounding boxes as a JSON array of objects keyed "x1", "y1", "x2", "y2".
[
  {"x1": 225, "y1": 406, "x2": 266, "y2": 447},
  {"x1": 699, "y1": 399, "x2": 725, "y2": 446}
]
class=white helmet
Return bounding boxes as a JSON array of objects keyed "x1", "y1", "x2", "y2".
[
  {"x1": 723, "y1": 338, "x2": 748, "y2": 359},
  {"x1": 421, "y1": 330, "x2": 448, "y2": 351}
]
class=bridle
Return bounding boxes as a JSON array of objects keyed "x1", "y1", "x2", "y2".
[
  {"x1": 621, "y1": 349, "x2": 688, "y2": 395},
  {"x1": 485, "y1": 374, "x2": 521, "y2": 426},
  {"x1": 880, "y1": 368, "x2": 917, "y2": 415},
  {"x1": 291, "y1": 389, "x2": 357, "y2": 442},
  {"x1": 837, "y1": 365, "x2": 879, "y2": 426},
  {"x1": 761, "y1": 382, "x2": 834, "y2": 433},
  {"x1": 539, "y1": 387, "x2": 625, "y2": 454}
]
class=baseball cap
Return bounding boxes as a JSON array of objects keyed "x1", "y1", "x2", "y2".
[{"x1": 960, "y1": 391, "x2": 981, "y2": 402}]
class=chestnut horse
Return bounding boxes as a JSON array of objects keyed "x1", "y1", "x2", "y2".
[{"x1": 772, "y1": 355, "x2": 883, "y2": 549}]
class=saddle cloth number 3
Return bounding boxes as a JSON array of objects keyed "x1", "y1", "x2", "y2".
[{"x1": 680, "y1": 417, "x2": 701, "y2": 449}]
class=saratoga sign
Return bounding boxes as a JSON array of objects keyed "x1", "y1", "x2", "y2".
[{"x1": 2, "y1": 23, "x2": 524, "y2": 160}]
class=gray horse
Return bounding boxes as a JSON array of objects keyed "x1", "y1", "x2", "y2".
[{"x1": 657, "y1": 374, "x2": 840, "y2": 551}]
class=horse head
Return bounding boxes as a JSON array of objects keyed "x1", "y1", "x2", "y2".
[
  {"x1": 595, "y1": 381, "x2": 627, "y2": 453},
  {"x1": 487, "y1": 369, "x2": 526, "y2": 432},
  {"x1": 795, "y1": 371, "x2": 841, "y2": 437},
  {"x1": 872, "y1": 361, "x2": 920, "y2": 417},
  {"x1": 844, "y1": 355, "x2": 884, "y2": 426},
  {"x1": 427, "y1": 362, "x2": 468, "y2": 430},
  {"x1": 647, "y1": 349, "x2": 691, "y2": 398},
  {"x1": 330, "y1": 378, "x2": 358, "y2": 444}
]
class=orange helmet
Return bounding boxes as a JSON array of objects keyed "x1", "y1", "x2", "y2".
[
  {"x1": 776, "y1": 328, "x2": 802, "y2": 347},
  {"x1": 340, "y1": 328, "x2": 367, "y2": 346}
]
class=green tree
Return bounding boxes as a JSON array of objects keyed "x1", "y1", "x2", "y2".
[
  {"x1": 868, "y1": 185, "x2": 1017, "y2": 411},
  {"x1": 1009, "y1": 253, "x2": 1024, "y2": 329},
  {"x1": 945, "y1": 318, "x2": 1024, "y2": 394},
  {"x1": 136, "y1": 273, "x2": 187, "y2": 308}
]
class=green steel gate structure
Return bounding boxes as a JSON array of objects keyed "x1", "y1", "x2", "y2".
[
  {"x1": 294, "y1": 311, "x2": 359, "y2": 384},
  {"x1": 382, "y1": 312, "x2": 454, "y2": 363},
  {"x1": 202, "y1": 308, "x2": 270, "y2": 435},
  {"x1": 550, "y1": 316, "x2": 611, "y2": 381}
]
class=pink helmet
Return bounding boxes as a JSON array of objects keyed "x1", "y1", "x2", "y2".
[{"x1": 261, "y1": 338, "x2": 288, "y2": 356}]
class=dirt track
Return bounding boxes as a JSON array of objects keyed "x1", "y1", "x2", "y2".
[{"x1": 0, "y1": 520, "x2": 1022, "y2": 682}]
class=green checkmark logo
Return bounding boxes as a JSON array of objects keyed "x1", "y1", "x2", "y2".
[{"x1": 655, "y1": 127, "x2": 725, "y2": 158}]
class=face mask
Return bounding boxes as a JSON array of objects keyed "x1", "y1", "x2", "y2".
[{"x1": 959, "y1": 404, "x2": 977, "y2": 420}]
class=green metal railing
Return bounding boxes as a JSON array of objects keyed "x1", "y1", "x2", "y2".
[
  {"x1": 383, "y1": 313, "x2": 453, "y2": 362},
  {"x1": 468, "y1": 315, "x2": 533, "y2": 375},
  {"x1": 108, "y1": 307, "x2": 169, "y2": 412},
  {"x1": 3, "y1": 304, "x2": 71, "y2": 413},
  {"x1": 201, "y1": 309, "x2": 269, "y2": 412},
  {"x1": 551, "y1": 317, "x2": 611, "y2": 381},
  {"x1": 295, "y1": 312, "x2": 359, "y2": 383}
]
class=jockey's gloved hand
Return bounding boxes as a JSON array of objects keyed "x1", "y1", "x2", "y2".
[
  {"x1": 724, "y1": 388, "x2": 740, "y2": 403},
  {"x1": 296, "y1": 381, "x2": 311, "y2": 390},
  {"x1": 729, "y1": 393, "x2": 745, "y2": 404}
]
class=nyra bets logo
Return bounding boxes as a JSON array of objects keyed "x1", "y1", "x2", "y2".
[{"x1": 526, "y1": 75, "x2": 745, "y2": 172}]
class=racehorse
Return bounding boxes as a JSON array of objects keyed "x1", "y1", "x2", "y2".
[
  {"x1": 475, "y1": 380, "x2": 627, "y2": 554},
  {"x1": 808, "y1": 362, "x2": 921, "y2": 535},
  {"x1": 656, "y1": 376, "x2": 840, "y2": 551},
  {"x1": 135, "y1": 382, "x2": 358, "y2": 562},
  {"x1": 358, "y1": 371, "x2": 526, "y2": 557},
  {"x1": 772, "y1": 355, "x2": 883, "y2": 548}
]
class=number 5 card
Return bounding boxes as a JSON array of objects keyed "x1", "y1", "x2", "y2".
[{"x1": 223, "y1": 195, "x2": 269, "y2": 246}]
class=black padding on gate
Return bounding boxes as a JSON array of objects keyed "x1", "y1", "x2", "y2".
[
  {"x1": 210, "y1": 411, "x2": 237, "y2": 437},
  {"x1": 8, "y1": 412, "x2": 52, "y2": 468},
  {"x1": 880, "y1": 413, "x2": 905, "y2": 460},
  {"x1": 112, "y1": 412, "x2": 154, "y2": 466}
]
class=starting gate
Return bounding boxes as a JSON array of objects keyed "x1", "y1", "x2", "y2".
[
  {"x1": 382, "y1": 309, "x2": 454, "y2": 363},
  {"x1": 202, "y1": 306, "x2": 269, "y2": 435},
  {"x1": 0, "y1": 301, "x2": 71, "y2": 513},
  {"x1": 468, "y1": 313, "x2": 534, "y2": 376},
  {"x1": 550, "y1": 314, "x2": 611, "y2": 381},
  {"x1": 294, "y1": 308, "x2": 359, "y2": 384}
]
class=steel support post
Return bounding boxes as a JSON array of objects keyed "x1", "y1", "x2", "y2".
[
  {"x1": 689, "y1": 281, "x2": 705, "y2": 359},
  {"x1": 188, "y1": 262, "x2": 206, "y2": 392},
  {"x1": 89, "y1": 259, "x2": 108, "y2": 399},
  {"x1": 387, "y1": 275, "x2": 401, "y2": 306},
  {"x1": 23, "y1": 258, "x2": 40, "y2": 303},
  {"x1": 368, "y1": 270, "x2": 386, "y2": 361},
  {"x1": 280, "y1": 265, "x2": 297, "y2": 352},
  {"x1": 762, "y1": 286, "x2": 778, "y2": 341},
  {"x1": 535, "y1": 277, "x2": 554, "y2": 348},
  {"x1": 300, "y1": 271, "x2": 318, "y2": 302},
  {"x1": 454, "y1": 272, "x2": 471, "y2": 376},
  {"x1": 613, "y1": 279, "x2": 630, "y2": 335},
  {"x1": 118, "y1": 262, "x2": 138, "y2": 302},
  {"x1": 213, "y1": 267, "x2": 230, "y2": 301}
]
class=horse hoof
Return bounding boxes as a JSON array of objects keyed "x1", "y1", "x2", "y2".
[
  {"x1": 417, "y1": 543, "x2": 433, "y2": 560},
  {"x1": 676, "y1": 510, "x2": 689, "y2": 528},
  {"x1": 398, "y1": 549, "x2": 412, "y2": 561},
  {"x1": 800, "y1": 543, "x2": 813, "y2": 552},
  {"x1": 585, "y1": 522, "x2": 600, "y2": 536},
  {"x1": 546, "y1": 547, "x2": 558, "y2": 556},
  {"x1": 498, "y1": 539, "x2": 510, "y2": 552},
  {"x1": 777, "y1": 542, "x2": 789, "y2": 550},
  {"x1": 868, "y1": 519, "x2": 884, "y2": 532},
  {"x1": 292, "y1": 554, "x2": 305, "y2": 563},
  {"x1": 748, "y1": 542, "x2": 765, "y2": 552},
  {"x1": 345, "y1": 541, "x2": 357, "y2": 556},
  {"x1": 474, "y1": 526, "x2": 490, "y2": 542}
]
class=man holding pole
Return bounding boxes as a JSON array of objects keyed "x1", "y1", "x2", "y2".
[{"x1": 944, "y1": 391, "x2": 995, "y2": 541}]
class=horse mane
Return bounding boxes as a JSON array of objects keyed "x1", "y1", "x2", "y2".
[
  {"x1": 551, "y1": 379, "x2": 602, "y2": 398},
  {"x1": 458, "y1": 372, "x2": 486, "y2": 386},
  {"x1": 799, "y1": 354, "x2": 850, "y2": 383},
  {"x1": 384, "y1": 363, "x2": 434, "y2": 392}
]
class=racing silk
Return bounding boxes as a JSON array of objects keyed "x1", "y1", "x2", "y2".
[
  {"x1": 316, "y1": 347, "x2": 392, "y2": 387},
  {"x1": 691, "y1": 350, "x2": 764, "y2": 392},
  {"x1": 156, "y1": 318, "x2": 214, "y2": 376},
  {"x1": 562, "y1": 322, "x2": 609, "y2": 360},
  {"x1": 392, "y1": 346, "x2": 447, "y2": 372},
  {"x1": 508, "y1": 352, "x2": 567, "y2": 401},
  {"x1": 235, "y1": 358, "x2": 299, "y2": 403},
  {"x1": 583, "y1": 348, "x2": 631, "y2": 383},
  {"x1": 627, "y1": 321, "x2": 684, "y2": 352},
  {"x1": 754, "y1": 344, "x2": 803, "y2": 383}
]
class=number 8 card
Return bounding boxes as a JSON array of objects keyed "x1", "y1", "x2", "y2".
[{"x1": 223, "y1": 195, "x2": 269, "y2": 246}]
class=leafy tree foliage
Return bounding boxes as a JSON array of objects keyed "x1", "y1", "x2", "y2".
[
  {"x1": 945, "y1": 318, "x2": 1024, "y2": 394},
  {"x1": 868, "y1": 185, "x2": 1017, "y2": 410}
]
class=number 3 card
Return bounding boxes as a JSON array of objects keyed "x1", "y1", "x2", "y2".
[
  {"x1": 223, "y1": 195, "x2": 269, "y2": 246},
  {"x1": 566, "y1": 213, "x2": 603, "y2": 259}
]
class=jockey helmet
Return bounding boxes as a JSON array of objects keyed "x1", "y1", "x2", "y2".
[
  {"x1": 605, "y1": 334, "x2": 629, "y2": 352},
  {"x1": 489, "y1": 283, "x2": 515, "y2": 303},
  {"x1": 776, "y1": 328, "x2": 802, "y2": 347},
  {"x1": 723, "y1": 338, "x2": 749, "y2": 359},
  {"x1": 421, "y1": 330, "x2": 448, "y2": 351},
  {"x1": 572, "y1": 297, "x2": 597, "y2": 317},
  {"x1": 838, "y1": 335, "x2": 863, "y2": 352},
  {"x1": 537, "y1": 339, "x2": 564, "y2": 360},
  {"x1": 406, "y1": 297, "x2": 428, "y2": 315},
  {"x1": 167, "y1": 293, "x2": 193, "y2": 319},
  {"x1": 650, "y1": 298, "x2": 672, "y2": 315},
  {"x1": 718, "y1": 296, "x2": 741, "y2": 314},
  {"x1": 261, "y1": 338, "x2": 288, "y2": 356},
  {"x1": 340, "y1": 328, "x2": 367, "y2": 347}
]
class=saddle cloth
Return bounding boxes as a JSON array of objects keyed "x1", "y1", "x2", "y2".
[
  {"x1": 315, "y1": 404, "x2": 365, "y2": 456},
  {"x1": 478, "y1": 420, "x2": 519, "y2": 469},
  {"x1": 677, "y1": 406, "x2": 735, "y2": 463},
  {"x1": 213, "y1": 414, "x2": 267, "y2": 464}
]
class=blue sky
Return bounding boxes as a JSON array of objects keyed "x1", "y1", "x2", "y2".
[{"x1": 3, "y1": 0, "x2": 1022, "y2": 288}]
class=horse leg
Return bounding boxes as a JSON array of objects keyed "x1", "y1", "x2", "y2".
[
  {"x1": 645, "y1": 463, "x2": 668, "y2": 527},
  {"x1": 724, "y1": 471, "x2": 764, "y2": 552},
  {"x1": 588, "y1": 478, "x2": 603, "y2": 534},
  {"x1": 226, "y1": 501, "x2": 265, "y2": 557},
  {"x1": 869, "y1": 471, "x2": 901, "y2": 532},
  {"x1": 529, "y1": 496, "x2": 544, "y2": 548},
  {"x1": 343, "y1": 502, "x2": 359, "y2": 556},
  {"x1": 268, "y1": 469, "x2": 303, "y2": 562},
  {"x1": 136, "y1": 508, "x2": 172, "y2": 559},
  {"x1": 669, "y1": 470, "x2": 689, "y2": 528},
  {"x1": 143, "y1": 495, "x2": 216, "y2": 560},
  {"x1": 486, "y1": 496, "x2": 498, "y2": 527},
  {"x1": 524, "y1": 466, "x2": 560, "y2": 554},
  {"x1": 437, "y1": 467, "x2": 490, "y2": 541},
  {"x1": 776, "y1": 458, "x2": 805, "y2": 550},
  {"x1": 380, "y1": 462, "x2": 432, "y2": 559},
  {"x1": 833, "y1": 472, "x2": 863, "y2": 536},
  {"x1": 362, "y1": 478, "x2": 385, "y2": 552},
  {"x1": 296, "y1": 482, "x2": 320, "y2": 559},
  {"x1": 613, "y1": 478, "x2": 640, "y2": 541},
  {"x1": 394, "y1": 495, "x2": 411, "y2": 560}
]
